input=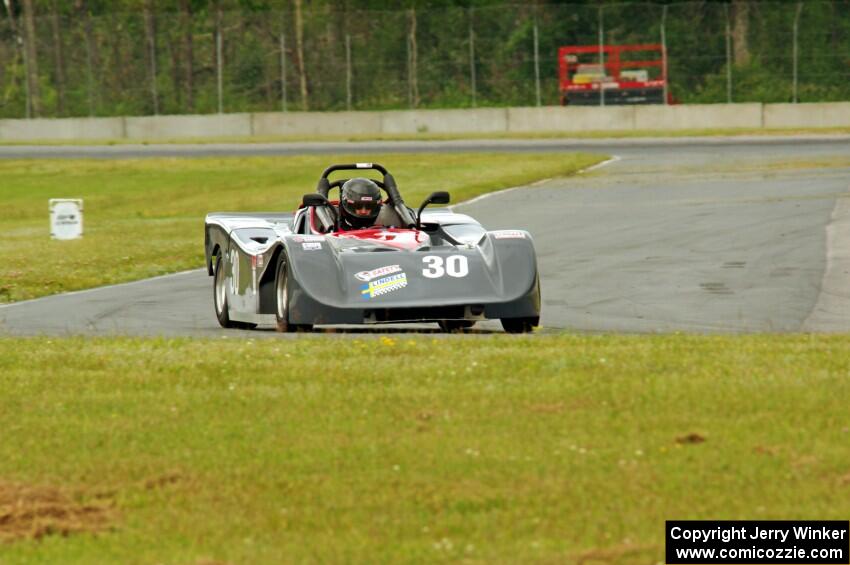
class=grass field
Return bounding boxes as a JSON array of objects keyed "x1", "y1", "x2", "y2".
[
  {"x1": 0, "y1": 152, "x2": 604, "y2": 303},
  {"x1": 2, "y1": 147, "x2": 847, "y2": 564},
  {"x1": 0, "y1": 335, "x2": 848, "y2": 563}
]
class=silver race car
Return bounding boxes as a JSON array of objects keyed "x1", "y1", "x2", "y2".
[{"x1": 204, "y1": 162, "x2": 541, "y2": 333}]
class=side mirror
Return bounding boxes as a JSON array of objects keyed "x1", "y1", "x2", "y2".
[
  {"x1": 302, "y1": 192, "x2": 338, "y2": 231},
  {"x1": 427, "y1": 191, "x2": 451, "y2": 205},
  {"x1": 416, "y1": 191, "x2": 451, "y2": 230},
  {"x1": 302, "y1": 193, "x2": 329, "y2": 207}
]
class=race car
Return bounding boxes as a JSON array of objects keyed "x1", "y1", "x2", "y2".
[{"x1": 204, "y1": 162, "x2": 541, "y2": 333}]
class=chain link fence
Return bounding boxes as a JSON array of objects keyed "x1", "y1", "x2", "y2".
[{"x1": 1, "y1": 1, "x2": 848, "y2": 119}]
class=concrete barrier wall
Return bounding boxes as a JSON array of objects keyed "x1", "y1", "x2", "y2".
[
  {"x1": 763, "y1": 102, "x2": 850, "y2": 129},
  {"x1": 252, "y1": 111, "x2": 382, "y2": 136},
  {"x1": 634, "y1": 103, "x2": 763, "y2": 130},
  {"x1": 0, "y1": 102, "x2": 847, "y2": 141},
  {"x1": 508, "y1": 106, "x2": 636, "y2": 132},
  {"x1": 125, "y1": 114, "x2": 252, "y2": 139},
  {"x1": 0, "y1": 117, "x2": 124, "y2": 140},
  {"x1": 381, "y1": 108, "x2": 508, "y2": 134}
]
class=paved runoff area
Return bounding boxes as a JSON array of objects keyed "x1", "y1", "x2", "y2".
[{"x1": 1, "y1": 137, "x2": 849, "y2": 336}]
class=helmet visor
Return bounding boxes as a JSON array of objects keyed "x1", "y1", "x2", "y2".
[{"x1": 343, "y1": 196, "x2": 381, "y2": 218}]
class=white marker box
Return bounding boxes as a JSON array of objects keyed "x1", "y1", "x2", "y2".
[{"x1": 49, "y1": 199, "x2": 84, "y2": 240}]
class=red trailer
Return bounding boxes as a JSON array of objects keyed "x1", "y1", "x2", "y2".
[{"x1": 558, "y1": 44, "x2": 670, "y2": 106}]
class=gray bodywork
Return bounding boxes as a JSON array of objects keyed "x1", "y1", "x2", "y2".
[{"x1": 204, "y1": 206, "x2": 540, "y2": 328}]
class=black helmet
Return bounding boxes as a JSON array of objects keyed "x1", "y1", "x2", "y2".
[{"x1": 340, "y1": 177, "x2": 382, "y2": 228}]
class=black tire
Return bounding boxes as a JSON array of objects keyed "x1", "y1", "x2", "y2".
[
  {"x1": 500, "y1": 317, "x2": 538, "y2": 334},
  {"x1": 438, "y1": 320, "x2": 476, "y2": 333},
  {"x1": 275, "y1": 253, "x2": 313, "y2": 333},
  {"x1": 214, "y1": 253, "x2": 236, "y2": 328},
  {"x1": 213, "y1": 253, "x2": 256, "y2": 330}
]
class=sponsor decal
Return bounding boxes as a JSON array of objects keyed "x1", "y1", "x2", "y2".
[
  {"x1": 354, "y1": 264, "x2": 402, "y2": 282},
  {"x1": 360, "y1": 273, "x2": 408, "y2": 299},
  {"x1": 302, "y1": 242, "x2": 322, "y2": 251},
  {"x1": 293, "y1": 235, "x2": 324, "y2": 243},
  {"x1": 493, "y1": 230, "x2": 526, "y2": 239}
]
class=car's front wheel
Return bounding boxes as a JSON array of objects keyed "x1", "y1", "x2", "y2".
[
  {"x1": 500, "y1": 317, "x2": 538, "y2": 334},
  {"x1": 214, "y1": 253, "x2": 235, "y2": 328},
  {"x1": 275, "y1": 253, "x2": 312, "y2": 333},
  {"x1": 214, "y1": 253, "x2": 256, "y2": 330}
]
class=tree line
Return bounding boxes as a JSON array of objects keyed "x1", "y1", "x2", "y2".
[{"x1": 1, "y1": 1, "x2": 848, "y2": 119}]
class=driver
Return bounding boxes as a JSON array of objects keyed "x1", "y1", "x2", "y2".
[{"x1": 339, "y1": 177, "x2": 383, "y2": 231}]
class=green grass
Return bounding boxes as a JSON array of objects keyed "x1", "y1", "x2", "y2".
[
  {"x1": 0, "y1": 334, "x2": 848, "y2": 563},
  {"x1": 0, "y1": 153, "x2": 604, "y2": 303},
  {"x1": 1, "y1": 126, "x2": 848, "y2": 146}
]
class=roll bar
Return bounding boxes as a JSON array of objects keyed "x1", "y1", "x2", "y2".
[
  {"x1": 320, "y1": 162, "x2": 388, "y2": 178},
  {"x1": 315, "y1": 162, "x2": 416, "y2": 228}
]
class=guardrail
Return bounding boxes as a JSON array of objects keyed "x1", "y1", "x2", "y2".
[{"x1": 0, "y1": 103, "x2": 847, "y2": 142}]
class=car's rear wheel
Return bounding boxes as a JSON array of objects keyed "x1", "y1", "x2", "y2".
[
  {"x1": 275, "y1": 253, "x2": 312, "y2": 333},
  {"x1": 214, "y1": 253, "x2": 256, "y2": 330},
  {"x1": 500, "y1": 317, "x2": 538, "y2": 334},
  {"x1": 438, "y1": 320, "x2": 475, "y2": 333}
]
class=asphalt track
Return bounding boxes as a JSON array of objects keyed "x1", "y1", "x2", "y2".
[
  {"x1": 0, "y1": 135, "x2": 847, "y2": 160},
  {"x1": 1, "y1": 136, "x2": 849, "y2": 336}
]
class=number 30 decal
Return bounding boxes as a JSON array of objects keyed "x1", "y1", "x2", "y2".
[{"x1": 422, "y1": 255, "x2": 469, "y2": 278}]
